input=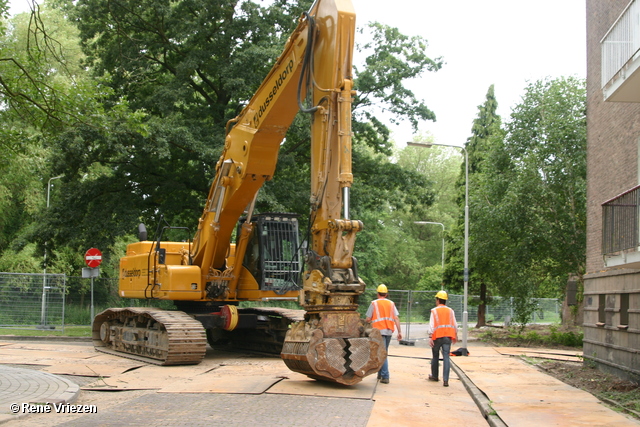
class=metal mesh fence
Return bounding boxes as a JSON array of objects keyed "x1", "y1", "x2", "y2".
[
  {"x1": 385, "y1": 290, "x2": 560, "y2": 326},
  {"x1": 0, "y1": 273, "x2": 66, "y2": 331},
  {"x1": 0, "y1": 272, "x2": 560, "y2": 330},
  {"x1": 65, "y1": 276, "x2": 119, "y2": 307}
]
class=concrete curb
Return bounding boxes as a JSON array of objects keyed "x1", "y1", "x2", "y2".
[
  {"x1": 0, "y1": 366, "x2": 81, "y2": 425},
  {"x1": 451, "y1": 359, "x2": 507, "y2": 427}
]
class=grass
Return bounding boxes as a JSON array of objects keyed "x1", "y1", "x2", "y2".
[
  {"x1": 599, "y1": 390, "x2": 640, "y2": 415},
  {"x1": 0, "y1": 325, "x2": 91, "y2": 337},
  {"x1": 477, "y1": 324, "x2": 583, "y2": 348}
]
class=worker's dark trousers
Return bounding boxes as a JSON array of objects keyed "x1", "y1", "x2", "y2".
[
  {"x1": 431, "y1": 336, "x2": 452, "y2": 382},
  {"x1": 378, "y1": 334, "x2": 392, "y2": 379}
]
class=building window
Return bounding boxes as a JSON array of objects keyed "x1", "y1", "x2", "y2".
[{"x1": 620, "y1": 293, "x2": 629, "y2": 327}]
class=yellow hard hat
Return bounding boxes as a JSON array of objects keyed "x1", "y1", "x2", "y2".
[
  {"x1": 377, "y1": 284, "x2": 388, "y2": 293},
  {"x1": 435, "y1": 290, "x2": 448, "y2": 300}
]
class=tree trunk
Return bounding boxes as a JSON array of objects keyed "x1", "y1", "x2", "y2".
[{"x1": 476, "y1": 282, "x2": 487, "y2": 327}]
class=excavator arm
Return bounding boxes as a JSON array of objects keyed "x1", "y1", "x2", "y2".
[
  {"x1": 191, "y1": 0, "x2": 383, "y2": 385},
  {"x1": 190, "y1": 4, "x2": 312, "y2": 293},
  {"x1": 106, "y1": 0, "x2": 384, "y2": 385}
]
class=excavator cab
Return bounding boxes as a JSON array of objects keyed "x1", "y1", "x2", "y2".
[{"x1": 240, "y1": 213, "x2": 301, "y2": 293}]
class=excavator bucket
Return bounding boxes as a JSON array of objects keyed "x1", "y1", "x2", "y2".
[{"x1": 281, "y1": 317, "x2": 386, "y2": 385}]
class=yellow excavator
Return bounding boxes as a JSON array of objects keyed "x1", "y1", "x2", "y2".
[{"x1": 93, "y1": 0, "x2": 386, "y2": 386}]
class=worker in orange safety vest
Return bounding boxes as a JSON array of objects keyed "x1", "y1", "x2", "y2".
[
  {"x1": 428, "y1": 290, "x2": 458, "y2": 387},
  {"x1": 365, "y1": 284, "x2": 402, "y2": 384}
]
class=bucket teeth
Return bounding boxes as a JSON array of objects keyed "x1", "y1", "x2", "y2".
[{"x1": 280, "y1": 320, "x2": 386, "y2": 385}]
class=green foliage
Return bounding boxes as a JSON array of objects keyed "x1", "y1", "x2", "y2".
[
  {"x1": 0, "y1": 243, "x2": 42, "y2": 273},
  {"x1": 0, "y1": 144, "x2": 48, "y2": 254},
  {"x1": 444, "y1": 86, "x2": 502, "y2": 297},
  {"x1": 63, "y1": 303, "x2": 99, "y2": 325},
  {"x1": 348, "y1": 143, "x2": 437, "y2": 290},
  {"x1": 458, "y1": 78, "x2": 586, "y2": 321},
  {"x1": 74, "y1": 0, "x2": 313, "y2": 120},
  {"x1": 519, "y1": 330, "x2": 542, "y2": 342},
  {"x1": 0, "y1": 2, "x2": 108, "y2": 259},
  {"x1": 378, "y1": 136, "x2": 463, "y2": 292},
  {"x1": 481, "y1": 325, "x2": 583, "y2": 348},
  {"x1": 398, "y1": 134, "x2": 461, "y2": 223},
  {"x1": 417, "y1": 265, "x2": 444, "y2": 291},
  {"x1": 41, "y1": 116, "x2": 215, "y2": 264},
  {"x1": 548, "y1": 325, "x2": 583, "y2": 347},
  {"x1": 354, "y1": 23, "x2": 443, "y2": 154},
  {"x1": 0, "y1": 2, "x2": 110, "y2": 136},
  {"x1": 497, "y1": 77, "x2": 587, "y2": 295},
  {"x1": 101, "y1": 234, "x2": 138, "y2": 280},
  {"x1": 512, "y1": 289, "x2": 540, "y2": 331},
  {"x1": 1, "y1": 0, "x2": 582, "y2": 323}
]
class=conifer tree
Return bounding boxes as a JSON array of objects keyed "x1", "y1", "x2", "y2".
[{"x1": 443, "y1": 85, "x2": 502, "y2": 327}]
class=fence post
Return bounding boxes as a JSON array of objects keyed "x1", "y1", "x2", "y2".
[{"x1": 399, "y1": 290, "x2": 415, "y2": 346}]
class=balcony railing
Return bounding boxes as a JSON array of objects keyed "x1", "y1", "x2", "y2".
[
  {"x1": 602, "y1": 185, "x2": 640, "y2": 255},
  {"x1": 601, "y1": 0, "x2": 640, "y2": 102}
]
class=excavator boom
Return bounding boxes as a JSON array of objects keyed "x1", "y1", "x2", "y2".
[{"x1": 98, "y1": 0, "x2": 384, "y2": 386}]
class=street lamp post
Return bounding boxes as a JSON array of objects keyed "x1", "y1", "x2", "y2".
[
  {"x1": 413, "y1": 221, "x2": 445, "y2": 271},
  {"x1": 409, "y1": 142, "x2": 469, "y2": 355},
  {"x1": 40, "y1": 175, "x2": 63, "y2": 329}
]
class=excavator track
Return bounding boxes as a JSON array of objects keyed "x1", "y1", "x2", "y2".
[{"x1": 93, "y1": 307, "x2": 207, "y2": 366}]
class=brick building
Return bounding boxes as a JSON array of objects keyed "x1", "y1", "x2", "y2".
[{"x1": 585, "y1": 0, "x2": 640, "y2": 383}]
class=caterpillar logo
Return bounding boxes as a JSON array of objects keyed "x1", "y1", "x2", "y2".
[
  {"x1": 122, "y1": 268, "x2": 142, "y2": 278},
  {"x1": 253, "y1": 59, "x2": 295, "y2": 128}
]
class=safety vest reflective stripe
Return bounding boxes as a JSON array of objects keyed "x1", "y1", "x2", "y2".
[
  {"x1": 431, "y1": 306, "x2": 456, "y2": 339},
  {"x1": 371, "y1": 299, "x2": 395, "y2": 331}
]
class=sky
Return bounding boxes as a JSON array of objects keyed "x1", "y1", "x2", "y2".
[
  {"x1": 351, "y1": 0, "x2": 587, "y2": 148},
  {"x1": 9, "y1": 0, "x2": 587, "y2": 149}
]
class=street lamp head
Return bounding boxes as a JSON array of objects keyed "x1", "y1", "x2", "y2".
[
  {"x1": 408, "y1": 141, "x2": 468, "y2": 154},
  {"x1": 407, "y1": 142, "x2": 433, "y2": 148}
]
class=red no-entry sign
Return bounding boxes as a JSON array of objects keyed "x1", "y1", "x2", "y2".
[{"x1": 85, "y1": 248, "x2": 103, "y2": 268}]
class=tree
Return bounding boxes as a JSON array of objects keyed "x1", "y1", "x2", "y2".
[
  {"x1": 0, "y1": 1, "x2": 110, "y2": 261},
  {"x1": 501, "y1": 77, "x2": 587, "y2": 290},
  {"x1": 349, "y1": 143, "x2": 434, "y2": 288},
  {"x1": 469, "y1": 77, "x2": 586, "y2": 325},
  {"x1": 0, "y1": 0, "x2": 446, "y2": 313},
  {"x1": 353, "y1": 23, "x2": 443, "y2": 155},
  {"x1": 397, "y1": 133, "x2": 462, "y2": 289},
  {"x1": 43, "y1": 1, "x2": 444, "y2": 270},
  {"x1": 32, "y1": 0, "x2": 318, "y2": 264},
  {"x1": 443, "y1": 85, "x2": 502, "y2": 327},
  {"x1": 398, "y1": 133, "x2": 461, "y2": 224}
]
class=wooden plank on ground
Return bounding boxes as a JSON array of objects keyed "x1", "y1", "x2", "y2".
[{"x1": 43, "y1": 362, "x2": 143, "y2": 378}]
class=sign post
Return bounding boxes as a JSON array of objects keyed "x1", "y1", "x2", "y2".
[{"x1": 84, "y1": 248, "x2": 102, "y2": 324}]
